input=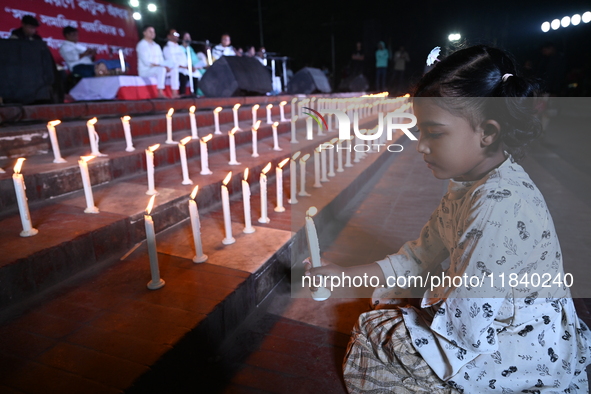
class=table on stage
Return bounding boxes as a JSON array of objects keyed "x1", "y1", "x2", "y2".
[{"x1": 70, "y1": 76, "x2": 158, "y2": 101}]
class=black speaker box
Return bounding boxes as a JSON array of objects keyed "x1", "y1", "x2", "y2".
[
  {"x1": 199, "y1": 56, "x2": 272, "y2": 97},
  {"x1": 287, "y1": 67, "x2": 332, "y2": 94}
]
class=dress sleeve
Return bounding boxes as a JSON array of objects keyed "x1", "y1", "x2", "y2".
[{"x1": 59, "y1": 44, "x2": 79, "y2": 66}]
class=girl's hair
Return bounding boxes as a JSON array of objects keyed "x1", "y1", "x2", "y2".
[{"x1": 413, "y1": 45, "x2": 541, "y2": 161}]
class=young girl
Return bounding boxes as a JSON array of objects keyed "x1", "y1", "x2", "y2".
[{"x1": 305, "y1": 45, "x2": 591, "y2": 393}]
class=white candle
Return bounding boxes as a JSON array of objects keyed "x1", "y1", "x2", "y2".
[
  {"x1": 258, "y1": 162, "x2": 271, "y2": 223},
  {"x1": 327, "y1": 112, "x2": 332, "y2": 131},
  {"x1": 305, "y1": 206, "x2": 331, "y2": 301},
  {"x1": 165, "y1": 108, "x2": 176, "y2": 144},
  {"x1": 46, "y1": 120, "x2": 66, "y2": 163},
  {"x1": 121, "y1": 116, "x2": 135, "y2": 152},
  {"x1": 221, "y1": 171, "x2": 235, "y2": 245},
  {"x1": 118, "y1": 49, "x2": 126, "y2": 73},
  {"x1": 313, "y1": 147, "x2": 322, "y2": 188},
  {"x1": 288, "y1": 151, "x2": 300, "y2": 204},
  {"x1": 145, "y1": 195, "x2": 165, "y2": 290},
  {"x1": 207, "y1": 48, "x2": 213, "y2": 65},
  {"x1": 146, "y1": 144, "x2": 159, "y2": 195},
  {"x1": 299, "y1": 153, "x2": 311, "y2": 196},
  {"x1": 317, "y1": 113, "x2": 325, "y2": 136},
  {"x1": 86, "y1": 118, "x2": 106, "y2": 156},
  {"x1": 337, "y1": 140, "x2": 344, "y2": 172},
  {"x1": 272, "y1": 121, "x2": 282, "y2": 151},
  {"x1": 189, "y1": 186, "x2": 208, "y2": 262},
  {"x1": 12, "y1": 158, "x2": 38, "y2": 237},
  {"x1": 354, "y1": 134, "x2": 361, "y2": 163},
  {"x1": 310, "y1": 97, "x2": 316, "y2": 111},
  {"x1": 328, "y1": 137, "x2": 338, "y2": 177},
  {"x1": 266, "y1": 104, "x2": 273, "y2": 124},
  {"x1": 274, "y1": 158, "x2": 289, "y2": 212},
  {"x1": 189, "y1": 106, "x2": 198, "y2": 138},
  {"x1": 320, "y1": 145, "x2": 329, "y2": 182},
  {"x1": 251, "y1": 120, "x2": 260, "y2": 157},
  {"x1": 279, "y1": 101, "x2": 287, "y2": 122},
  {"x1": 179, "y1": 136, "x2": 193, "y2": 185},
  {"x1": 228, "y1": 127, "x2": 241, "y2": 165},
  {"x1": 213, "y1": 107, "x2": 222, "y2": 134},
  {"x1": 291, "y1": 98, "x2": 297, "y2": 120},
  {"x1": 199, "y1": 134, "x2": 213, "y2": 175},
  {"x1": 251, "y1": 104, "x2": 259, "y2": 127},
  {"x1": 290, "y1": 115, "x2": 299, "y2": 143},
  {"x1": 345, "y1": 137, "x2": 353, "y2": 167},
  {"x1": 242, "y1": 168, "x2": 255, "y2": 234},
  {"x1": 232, "y1": 103, "x2": 241, "y2": 130},
  {"x1": 78, "y1": 156, "x2": 99, "y2": 214},
  {"x1": 187, "y1": 47, "x2": 194, "y2": 94},
  {"x1": 306, "y1": 116, "x2": 313, "y2": 140}
]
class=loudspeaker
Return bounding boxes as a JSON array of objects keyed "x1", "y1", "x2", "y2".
[
  {"x1": 287, "y1": 67, "x2": 332, "y2": 94},
  {"x1": 0, "y1": 40, "x2": 57, "y2": 104},
  {"x1": 199, "y1": 56, "x2": 272, "y2": 97}
]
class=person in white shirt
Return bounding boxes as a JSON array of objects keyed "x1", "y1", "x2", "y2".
[
  {"x1": 136, "y1": 25, "x2": 176, "y2": 98},
  {"x1": 211, "y1": 34, "x2": 236, "y2": 61},
  {"x1": 59, "y1": 26, "x2": 96, "y2": 78},
  {"x1": 161, "y1": 28, "x2": 182, "y2": 98}
]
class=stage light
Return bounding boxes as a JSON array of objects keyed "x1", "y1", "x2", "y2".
[
  {"x1": 133, "y1": 12, "x2": 141, "y2": 20},
  {"x1": 448, "y1": 33, "x2": 461, "y2": 42},
  {"x1": 541, "y1": 22, "x2": 550, "y2": 32},
  {"x1": 583, "y1": 12, "x2": 591, "y2": 23},
  {"x1": 571, "y1": 14, "x2": 581, "y2": 25},
  {"x1": 561, "y1": 16, "x2": 570, "y2": 27},
  {"x1": 130, "y1": 0, "x2": 139, "y2": 7},
  {"x1": 551, "y1": 19, "x2": 560, "y2": 30},
  {"x1": 147, "y1": 3, "x2": 157, "y2": 12}
]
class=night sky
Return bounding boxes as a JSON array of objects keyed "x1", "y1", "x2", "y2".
[{"x1": 116, "y1": 0, "x2": 591, "y2": 89}]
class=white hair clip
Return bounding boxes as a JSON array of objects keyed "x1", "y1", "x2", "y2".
[
  {"x1": 502, "y1": 73, "x2": 513, "y2": 82},
  {"x1": 426, "y1": 46, "x2": 441, "y2": 66}
]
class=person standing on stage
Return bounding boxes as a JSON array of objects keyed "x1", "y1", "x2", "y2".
[
  {"x1": 10, "y1": 15, "x2": 42, "y2": 40},
  {"x1": 211, "y1": 34, "x2": 236, "y2": 61},
  {"x1": 136, "y1": 25, "x2": 175, "y2": 99}
]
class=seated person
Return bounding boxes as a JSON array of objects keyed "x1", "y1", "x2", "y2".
[
  {"x1": 59, "y1": 26, "x2": 96, "y2": 78},
  {"x1": 211, "y1": 34, "x2": 236, "y2": 61},
  {"x1": 161, "y1": 28, "x2": 182, "y2": 98},
  {"x1": 244, "y1": 45, "x2": 256, "y2": 58},
  {"x1": 136, "y1": 25, "x2": 173, "y2": 98},
  {"x1": 178, "y1": 32, "x2": 208, "y2": 95},
  {"x1": 10, "y1": 15, "x2": 42, "y2": 40}
]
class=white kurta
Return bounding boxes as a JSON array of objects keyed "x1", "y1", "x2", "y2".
[
  {"x1": 59, "y1": 41, "x2": 93, "y2": 70},
  {"x1": 373, "y1": 154, "x2": 591, "y2": 392}
]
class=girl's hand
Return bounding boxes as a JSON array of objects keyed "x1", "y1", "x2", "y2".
[{"x1": 302, "y1": 257, "x2": 344, "y2": 291}]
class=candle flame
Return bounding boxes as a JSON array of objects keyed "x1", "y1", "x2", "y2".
[
  {"x1": 146, "y1": 195, "x2": 156, "y2": 215},
  {"x1": 190, "y1": 185, "x2": 199, "y2": 199},
  {"x1": 292, "y1": 151, "x2": 301, "y2": 160},
  {"x1": 252, "y1": 120, "x2": 261, "y2": 131},
  {"x1": 280, "y1": 101, "x2": 287, "y2": 106},
  {"x1": 80, "y1": 155, "x2": 95, "y2": 163},
  {"x1": 244, "y1": 168, "x2": 249, "y2": 180},
  {"x1": 233, "y1": 103, "x2": 241, "y2": 110},
  {"x1": 300, "y1": 153, "x2": 311, "y2": 162},
  {"x1": 278, "y1": 158, "x2": 289, "y2": 168},
  {"x1": 148, "y1": 143, "x2": 160, "y2": 152},
  {"x1": 230, "y1": 127, "x2": 238, "y2": 136},
  {"x1": 48, "y1": 120, "x2": 61, "y2": 127},
  {"x1": 291, "y1": 98, "x2": 297, "y2": 102},
  {"x1": 13, "y1": 158, "x2": 25, "y2": 174},
  {"x1": 214, "y1": 107, "x2": 222, "y2": 113},
  {"x1": 306, "y1": 206, "x2": 318, "y2": 217},
  {"x1": 330, "y1": 137, "x2": 339, "y2": 144},
  {"x1": 167, "y1": 108, "x2": 174, "y2": 117},
  {"x1": 121, "y1": 115, "x2": 131, "y2": 122},
  {"x1": 262, "y1": 162, "x2": 272, "y2": 174},
  {"x1": 315, "y1": 147, "x2": 321, "y2": 153},
  {"x1": 223, "y1": 171, "x2": 232, "y2": 185},
  {"x1": 189, "y1": 105, "x2": 196, "y2": 114},
  {"x1": 252, "y1": 104, "x2": 260, "y2": 110},
  {"x1": 266, "y1": 104, "x2": 273, "y2": 109},
  {"x1": 403, "y1": 93, "x2": 410, "y2": 97},
  {"x1": 180, "y1": 136, "x2": 192, "y2": 145},
  {"x1": 87, "y1": 117, "x2": 98, "y2": 125},
  {"x1": 273, "y1": 121, "x2": 279, "y2": 127},
  {"x1": 202, "y1": 134, "x2": 213, "y2": 143}
]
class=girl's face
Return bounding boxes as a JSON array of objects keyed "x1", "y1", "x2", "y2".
[{"x1": 414, "y1": 99, "x2": 496, "y2": 182}]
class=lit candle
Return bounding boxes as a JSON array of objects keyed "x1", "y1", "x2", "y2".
[
  {"x1": 305, "y1": 206, "x2": 331, "y2": 301},
  {"x1": 251, "y1": 104, "x2": 259, "y2": 127},
  {"x1": 145, "y1": 195, "x2": 165, "y2": 290},
  {"x1": 118, "y1": 49, "x2": 126, "y2": 73},
  {"x1": 310, "y1": 97, "x2": 316, "y2": 111},
  {"x1": 313, "y1": 147, "x2": 322, "y2": 188},
  {"x1": 213, "y1": 107, "x2": 222, "y2": 135},
  {"x1": 290, "y1": 115, "x2": 299, "y2": 143},
  {"x1": 299, "y1": 153, "x2": 311, "y2": 196},
  {"x1": 320, "y1": 144, "x2": 329, "y2": 182},
  {"x1": 146, "y1": 143, "x2": 159, "y2": 195},
  {"x1": 279, "y1": 101, "x2": 287, "y2": 122},
  {"x1": 328, "y1": 137, "x2": 338, "y2": 177},
  {"x1": 306, "y1": 116, "x2": 313, "y2": 140},
  {"x1": 354, "y1": 134, "x2": 361, "y2": 163},
  {"x1": 189, "y1": 106, "x2": 198, "y2": 138},
  {"x1": 12, "y1": 158, "x2": 38, "y2": 237},
  {"x1": 189, "y1": 186, "x2": 208, "y2": 263},
  {"x1": 78, "y1": 155, "x2": 99, "y2": 214},
  {"x1": 165, "y1": 108, "x2": 176, "y2": 144},
  {"x1": 327, "y1": 112, "x2": 333, "y2": 131},
  {"x1": 266, "y1": 104, "x2": 273, "y2": 124},
  {"x1": 274, "y1": 158, "x2": 289, "y2": 212},
  {"x1": 199, "y1": 134, "x2": 213, "y2": 175},
  {"x1": 242, "y1": 168, "x2": 255, "y2": 234},
  {"x1": 228, "y1": 127, "x2": 241, "y2": 165},
  {"x1": 337, "y1": 140, "x2": 344, "y2": 172},
  {"x1": 317, "y1": 113, "x2": 325, "y2": 137},
  {"x1": 251, "y1": 120, "x2": 260, "y2": 157},
  {"x1": 272, "y1": 121, "x2": 282, "y2": 151},
  {"x1": 121, "y1": 116, "x2": 135, "y2": 152},
  {"x1": 178, "y1": 136, "x2": 193, "y2": 185},
  {"x1": 345, "y1": 136, "x2": 353, "y2": 167},
  {"x1": 291, "y1": 98, "x2": 297, "y2": 120},
  {"x1": 258, "y1": 162, "x2": 271, "y2": 223},
  {"x1": 46, "y1": 120, "x2": 67, "y2": 163},
  {"x1": 221, "y1": 171, "x2": 235, "y2": 245},
  {"x1": 232, "y1": 103, "x2": 241, "y2": 130},
  {"x1": 86, "y1": 117, "x2": 106, "y2": 156},
  {"x1": 288, "y1": 151, "x2": 300, "y2": 204}
]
